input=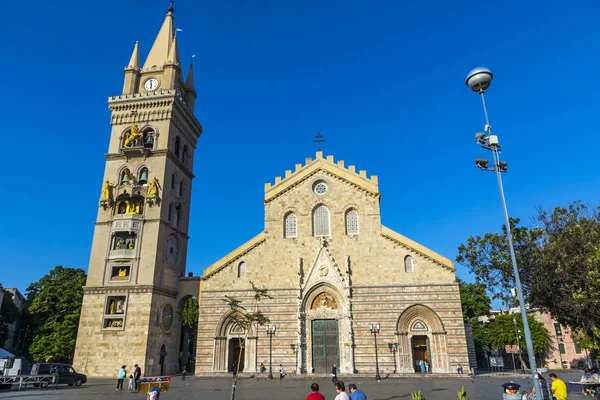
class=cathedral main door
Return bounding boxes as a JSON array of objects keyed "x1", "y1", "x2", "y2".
[{"x1": 311, "y1": 319, "x2": 339, "y2": 373}]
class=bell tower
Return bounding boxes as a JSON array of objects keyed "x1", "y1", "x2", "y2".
[{"x1": 74, "y1": 4, "x2": 202, "y2": 377}]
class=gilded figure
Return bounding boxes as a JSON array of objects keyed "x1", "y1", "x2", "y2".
[
  {"x1": 109, "y1": 300, "x2": 116, "y2": 314},
  {"x1": 123, "y1": 124, "x2": 143, "y2": 148},
  {"x1": 128, "y1": 239, "x2": 134, "y2": 250},
  {"x1": 147, "y1": 177, "x2": 161, "y2": 196},
  {"x1": 101, "y1": 180, "x2": 116, "y2": 199},
  {"x1": 118, "y1": 268, "x2": 127, "y2": 277}
]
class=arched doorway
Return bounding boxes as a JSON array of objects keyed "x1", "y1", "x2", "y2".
[
  {"x1": 213, "y1": 311, "x2": 257, "y2": 372},
  {"x1": 396, "y1": 304, "x2": 449, "y2": 373},
  {"x1": 301, "y1": 284, "x2": 351, "y2": 374},
  {"x1": 159, "y1": 344, "x2": 166, "y2": 376}
]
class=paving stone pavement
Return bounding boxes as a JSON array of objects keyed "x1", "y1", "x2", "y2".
[{"x1": 0, "y1": 371, "x2": 584, "y2": 400}]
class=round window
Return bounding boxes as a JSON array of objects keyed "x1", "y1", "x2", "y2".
[{"x1": 313, "y1": 181, "x2": 328, "y2": 195}]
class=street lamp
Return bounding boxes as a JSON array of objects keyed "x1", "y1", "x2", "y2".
[
  {"x1": 466, "y1": 67, "x2": 542, "y2": 400},
  {"x1": 388, "y1": 343, "x2": 398, "y2": 373},
  {"x1": 291, "y1": 344, "x2": 299, "y2": 375},
  {"x1": 265, "y1": 325, "x2": 276, "y2": 379},
  {"x1": 370, "y1": 323, "x2": 381, "y2": 382}
]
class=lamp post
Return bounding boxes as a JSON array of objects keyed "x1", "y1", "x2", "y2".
[
  {"x1": 291, "y1": 344, "x2": 299, "y2": 375},
  {"x1": 265, "y1": 325, "x2": 276, "y2": 379},
  {"x1": 388, "y1": 343, "x2": 398, "y2": 373},
  {"x1": 370, "y1": 323, "x2": 381, "y2": 382},
  {"x1": 466, "y1": 67, "x2": 542, "y2": 400}
]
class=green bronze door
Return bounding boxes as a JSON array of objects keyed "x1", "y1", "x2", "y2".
[{"x1": 312, "y1": 319, "x2": 339, "y2": 373}]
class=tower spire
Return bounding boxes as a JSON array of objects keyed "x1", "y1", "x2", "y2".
[
  {"x1": 185, "y1": 56, "x2": 195, "y2": 90},
  {"x1": 127, "y1": 41, "x2": 140, "y2": 70},
  {"x1": 142, "y1": 5, "x2": 176, "y2": 70},
  {"x1": 167, "y1": 36, "x2": 180, "y2": 65}
]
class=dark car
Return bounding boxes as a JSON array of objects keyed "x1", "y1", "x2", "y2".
[{"x1": 31, "y1": 363, "x2": 87, "y2": 387}]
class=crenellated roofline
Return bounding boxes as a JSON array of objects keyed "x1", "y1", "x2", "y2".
[{"x1": 264, "y1": 151, "x2": 379, "y2": 203}]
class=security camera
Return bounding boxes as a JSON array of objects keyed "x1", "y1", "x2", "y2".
[
  {"x1": 475, "y1": 158, "x2": 489, "y2": 169},
  {"x1": 498, "y1": 161, "x2": 508, "y2": 172}
]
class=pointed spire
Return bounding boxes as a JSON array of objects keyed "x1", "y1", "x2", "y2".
[
  {"x1": 127, "y1": 41, "x2": 140, "y2": 70},
  {"x1": 142, "y1": 6, "x2": 175, "y2": 70},
  {"x1": 185, "y1": 57, "x2": 195, "y2": 90},
  {"x1": 167, "y1": 36, "x2": 180, "y2": 65}
]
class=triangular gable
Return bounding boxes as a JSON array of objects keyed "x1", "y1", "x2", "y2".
[
  {"x1": 264, "y1": 152, "x2": 379, "y2": 204},
  {"x1": 381, "y1": 226, "x2": 454, "y2": 272},
  {"x1": 302, "y1": 239, "x2": 346, "y2": 291},
  {"x1": 202, "y1": 233, "x2": 265, "y2": 279}
]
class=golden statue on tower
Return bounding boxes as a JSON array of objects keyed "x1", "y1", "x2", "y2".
[{"x1": 123, "y1": 124, "x2": 143, "y2": 148}]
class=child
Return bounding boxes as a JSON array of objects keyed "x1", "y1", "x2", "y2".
[
  {"x1": 521, "y1": 391, "x2": 528, "y2": 400},
  {"x1": 128, "y1": 374, "x2": 134, "y2": 391}
]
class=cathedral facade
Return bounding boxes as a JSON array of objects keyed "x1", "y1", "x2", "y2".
[
  {"x1": 73, "y1": 6, "x2": 469, "y2": 377},
  {"x1": 195, "y1": 153, "x2": 469, "y2": 375}
]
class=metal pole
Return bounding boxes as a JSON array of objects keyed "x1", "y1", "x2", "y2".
[
  {"x1": 268, "y1": 332, "x2": 273, "y2": 380},
  {"x1": 481, "y1": 91, "x2": 542, "y2": 400},
  {"x1": 374, "y1": 330, "x2": 381, "y2": 381}
]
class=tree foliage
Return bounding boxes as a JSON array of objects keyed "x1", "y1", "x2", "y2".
[
  {"x1": 486, "y1": 314, "x2": 550, "y2": 364},
  {"x1": 26, "y1": 266, "x2": 86, "y2": 362},
  {"x1": 182, "y1": 297, "x2": 198, "y2": 329},
  {"x1": 457, "y1": 278, "x2": 491, "y2": 323},
  {"x1": 0, "y1": 286, "x2": 21, "y2": 348},
  {"x1": 457, "y1": 201, "x2": 600, "y2": 349}
]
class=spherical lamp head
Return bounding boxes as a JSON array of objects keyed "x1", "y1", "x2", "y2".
[{"x1": 466, "y1": 67, "x2": 493, "y2": 93}]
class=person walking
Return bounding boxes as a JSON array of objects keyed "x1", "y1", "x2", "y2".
[
  {"x1": 116, "y1": 365, "x2": 126, "y2": 391},
  {"x1": 331, "y1": 364, "x2": 338, "y2": 383},
  {"x1": 182, "y1": 365, "x2": 187, "y2": 381},
  {"x1": 127, "y1": 374, "x2": 134, "y2": 391},
  {"x1": 232, "y1": 362, "x2": 238, "y2": 378},
  {"x1": 549, "y1": 373, "x2": 568, "y2": 400},
  {"x1": 279, "y1": 364, "x2": 286, "y2": 380},
  {"x1": 133, "y1": 364, "x2": 141, "y2": 391},
  {"x1": 306, "y1": 383, "x2": 325, "y2": 400},
  {"x1": 348, "y1": 384, "x2": 367, "y2": 400},
  {"x1": 334, "y1": 381, "x2": 350, "y2": 400},
  {"x1": 419, "y1": 360, "x2": 426, "y2": 373}
]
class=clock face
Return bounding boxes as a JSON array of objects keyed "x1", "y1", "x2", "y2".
[
  {"x1": 144, "y1": 78, "x2": 159, "y2": 91},
  {"x1": 161, "y1": 304, "x2": 173, "y2": 331},
  {"x1": 165, "y1": 234, "x2": 180, "y2": 267}
]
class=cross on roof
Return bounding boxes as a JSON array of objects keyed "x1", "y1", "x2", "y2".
[{"x1": 313, "y1": 132, "x2": 326, "y2": 151}]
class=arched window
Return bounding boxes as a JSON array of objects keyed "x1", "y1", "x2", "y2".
[
  {"x1": 139, "y1": 168, "x2": 148, "y2": 185},
  {"x1": 312, "y1": 205, "x2": 330, "y2": 236},
  {"x1": 284, "y1": 213, "x2": 297, "y2": 238},
  {"x1": 237, "y1": 262, "x2": 246, "y2": 278},
  {"x1": 182, "y1": 146, "x2": 188, "y2": 165},
  {"x1": 171, "y1": 174, "x2": 176, "y2": 190},
  {"x1": 168, "y1": 204, "x2": 173, "y2": 221},
  {"x1": 174, "y1": 137, "x2": 180, "y2": 158},
  {"x1": 179, "y1": 180, "x2": 184, "y2": 197},
  {"x1": 121, "y1": 168, "x2": 132, "y2": 185},
  {"x1": 404, "y1": 255, "x2": 414, "y2": 273},
  {"x1": 176, "y1": 204, "x2": 182, "y2": 228},
  {"x1": 345, "y1": 210, "x2": 359, "y2": 235}
]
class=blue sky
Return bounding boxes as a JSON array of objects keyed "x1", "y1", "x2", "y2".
[{"x1": 1, "y1": 0, "x2": 599, "y2": 298}]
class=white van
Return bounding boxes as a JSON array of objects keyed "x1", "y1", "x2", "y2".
[{"x1": 0, "y1": 358, "x2": 23, "y2": 376}]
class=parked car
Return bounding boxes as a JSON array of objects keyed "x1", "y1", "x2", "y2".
[{"x1": 31, "y1": 363, "x2": 87, "y2": 387}]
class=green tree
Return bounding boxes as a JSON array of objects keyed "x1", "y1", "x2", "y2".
[
  {"x1": 486, "y1": 314, "x2": 550, "y2": 368},
  {"x1": 181, "y1": 297, "x2": 198, "y2": 368},
  {"x1": 26, "y1": 266, "x2": 86, "y2": 362},
  {"x1": 0, "y1": 285, "x2": 21, "y2": 348},
  {"x1": 457, "y1": 278, "x2": 491, "y2": 323},
  {"x1": 223, "y1": 282, "x2": 271, "y2": 400},
  {"x1": 457, "y1": 201, "x2": 600, "y2": 349}
]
